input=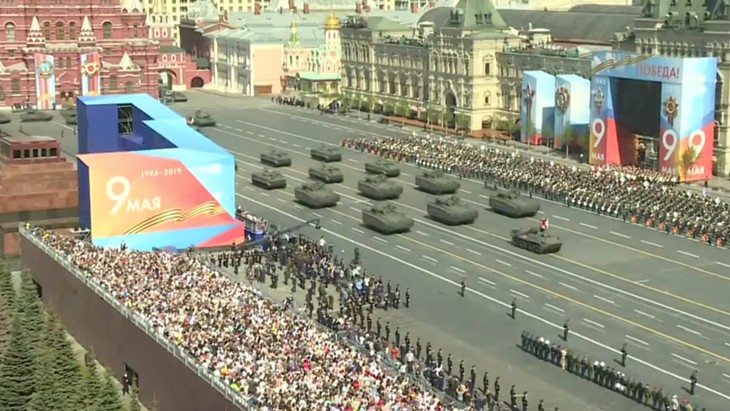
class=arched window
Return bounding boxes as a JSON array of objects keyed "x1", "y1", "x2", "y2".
[
  {"x1": 43, "y1": 22, "x2": 51, "y2": 39},
  {"x1": 55, "y1": 21, "x2": 65, "y2": 40},
  {"x1": 109, "y1": 76, "x2": 118, "y2": 91},
  {"x1": 102, "y1": 22, "x2": 112, "y2": 39},
  {"x1": 133, "y1": 24, "x2": 139, "y2": 38},
  {"x1": 5, "y1": 23, "x2": 15, "y2": 41},
  {"x1": 124, "y1": 81, "x2": 134, "y2": 93},
  {"x1": 68, "y1": 21, "x2": 76, "y2": 39}
]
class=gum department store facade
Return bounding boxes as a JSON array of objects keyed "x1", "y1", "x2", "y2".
[{"x1": 340, "y1": 0, "x2": 730, "y2": 176}]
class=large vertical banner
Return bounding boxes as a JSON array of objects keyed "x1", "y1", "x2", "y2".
[
  {"x1": 34, "y1": 53, "x2": 56, "y2": 110},
  {"x1": 659, "y1": 82, "x2": 682, "y2": 174},
  {"x1": 589, "y1": 76, "x2": 615, "y2": 165},
  {"x1": 80, "y1": 52, "x2": 102, "y2": 96},
  {"x1": 521, "y1": 71, "x2": 555, "y2": 145},
  {"x1": 554, "y1": 74, "x2": 590, "y2": 150}
]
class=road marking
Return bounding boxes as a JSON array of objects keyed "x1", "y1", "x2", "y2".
[
  {"x1": 525, "y1": 270, "x2": 544, "y2": 279},
  {"x1": 466, "y1": 248, "x2": 482, "y2": 256},
  {"x1": 224, "y1": 125, "x2": 232, "y2": 129},
  {"x1": 235, "y1": 128, "x2": 243, "y2": 132},
  {"x1": 450, "y1": 266, "x2": 466, "y2": 273},
  {"x1": 594, "y1": 295, "x2": 616, "y2": 305},
  {"x1": 331, "y1": 220, "x2": 342, "y2": 225},
  {"x1": 537, "y1": 210, "x2": 545, "y2": 214},
  {"x1": 312, "y1": 212, "x2": 324, "y2": 218},
  {"x1": 259, "y1": 192, "x2": 270, "y2": 197},
  {"x1": 610, "y1": 231, "x2": 631, "y2": 239},
  {"x1": 294, "y1": 204, "x2": 303, "y2": 209},
  {"x1": 495, "y1": 259, "x2": 512, "y2": 267},
  {"x1": 416, "y1": 230, "x2": 430, "y2": 237},
  {"x1": 626, "y1": 335, "x2": 649, "y2": 346},
  {"x1": 276, "y1": 198, "x2": 286, "y2": 203},
  {"x1": 423, "y1": 255, "x2": 438, "y2": 263},
  {"x1": 677, "y1": 250, "x2": 699, "y2": 258},
  {"x1": 352, "y1": 228, "x2": 364, "y2": 234},
  {"x1": 396, "y1": 245, "x2": 411, "y2": 252},
  {"x1": 257, "y1": 133, "x2": 265, "y2": 138},
  {"x1": 244, "y1": 186, "x2": 254, "y2": 191},
  {"x1": 461, "y1": 189, "x2": 472, "y2": 194},
  {"x1": 401, "y1": 172, "x2": 410, "y2": 177},
  {"x1": 671, "y1": 353, "x2": 698, "y2": 365},
  {"x1": 373, "y1": 236, "x2": 388, "y2": 244},
  {"x1": 718, "y1": 262, "x2": 730, "y2": 268},
  {"x1": 545, "y1": 303, "x2": 564, "y2": 313},
  {"x1": 440, "y1": 239, "x2": 455, "y2": 246},
  {"x1": 677, "y1": 324, "x2": 703, "y2": 336},
  {"x1": 348, "y1": 159, "x2": 359, "y2": 163},
  {"x1": 553, "y1": 215, "x2": 570, "y2": 221},
  {"x1": 293, "y1": 143, "x2": 301, "y2": 148},
  {"x1": 724, "y1": 373, "x2": 730, "y2": 379},
  {"x1": 279, "y1": 139, "x2": 288, "y2": 144},
  {"x1": 637, "y1": 279, "x2": 650, "y2": 283},
  {"x1": 246, "y1": 131, "x2": 254, "y2": 135},
  {"x1": 634, "y1": 309, "x2": 656, "y2": 319},
  {"x1": 583, "y1": 318, "x2": 605, "y2": 328},
  {"x1": 579, "y1": 223, "x2": 598, "y2": 230},
  {"x1": 350, "y1": 207, "x2": 360, "y2": 212},
  {"x1": 559, "y1": 282, "x2": 578, "y2": 291},
  {"x1": 510, "y1": 289, "x2": 529, "y2": 299},
  {"x1": 479, "y1": 194, "x2": 490, "y2": 200},
  {"x1": 640, "y1": 240, "x2": 663, "y2": 248},
  {"x1": 478, "y1": 277, "x2": 496, "y2": 286}
]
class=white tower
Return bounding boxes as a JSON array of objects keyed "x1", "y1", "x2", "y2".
[
  {"x1": 324, "y1": 10, "x2": 341, "y2": 52},
  {"x1": 146, "y1": 0, "x2": 176, "y2": 46}
]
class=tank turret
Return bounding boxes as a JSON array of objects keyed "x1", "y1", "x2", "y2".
[
  {"x1": 310, "y1": 145, "x2": 342, "y2": 162},
  {"x1": 427, "y1": 195, "x2": 478, "y2": 225},
  {"x1": 309, "y1": 162, "x2": 344, "y2": 183},
  {"x1": 489, "y1": 189, "x2": 540, "y2": 218},
  {"x1": 510, "y1": 227, "x2": 562, "y2": 254},
  {"x1": 415, "y1": 170, "x2": 460, "y2": 194},
  {"x1": 251, "y1": 168, "x2": 286, "y2": 189},
  {"x1": 295, "y1": 181, "x2": 340, "y2": 208},
  {"x1": 190, "y1": 110, "x2": 216, "y2": 127},
  {"x1": 358, "y1": 174, "x2": 404, "y2": 200},
  {"x1": 362, "y1": 202, "x2": 414, "y2": 234},
  {"x1": 365, "y1": 158, "x2": 401, "y2": 177},
  {"x1": 260, "y1": 149, "x2": 292, "y2": 167}
]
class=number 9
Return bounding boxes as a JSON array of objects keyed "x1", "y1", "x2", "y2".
[
  {"x1": 592, "y1": 118, "x2": 605, "y2": 148},
  {"x1": 106, "y1": 176, "x2": 130, "y2": 215},
  {"x1": 662, "y1": 129, "x2": 678, "y2": 161},
  {"x1": 689, "y1": 130, "x2": 706, "y2": 161}
]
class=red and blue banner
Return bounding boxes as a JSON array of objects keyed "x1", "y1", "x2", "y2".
[
  {"x1": 521, "y1": 71, "x2": 555, "y2": 145},
  {"x1": 80, "y1": 52, "x2": 102, "y2": 96},
  {"x1": 34, "y1": 53, "x2": 56, "y2": 110}
]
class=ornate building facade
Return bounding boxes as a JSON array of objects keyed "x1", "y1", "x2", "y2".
[{"x1": 0, "y1": 0, "x2": 162, "y2": 108}]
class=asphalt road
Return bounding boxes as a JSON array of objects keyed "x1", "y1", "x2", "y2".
[{"x1": 10, "y1": 93, "x2": 730, "y2": 411}]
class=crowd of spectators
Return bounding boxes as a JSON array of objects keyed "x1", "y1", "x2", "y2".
[
  {"x1": 341, "y1": 135, "x2": 730, "y2": 246},
  {"x1": 32, "y1": 227, "x2": 471, "y2": 411}
]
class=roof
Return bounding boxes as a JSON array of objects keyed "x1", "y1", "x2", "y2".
[
  {"x1": 364, "y1": 16, "x2": 409, "y2": 31},
  {"x1": 208, "y1": 26, "x2": 325, "y2": 47},
  {"x1": 446, "y1": 0, "x2": 506, "y2": 31},
  {"x1": 186, "y1": 0, "x2": 220, "y2": 22},
  {"x1": 228, "y1": 10, "x2": 423, "y2": 29},
  {"x1": 160, "y1": 45, "x2": 186, "y2": 53},
  {"x1": 566, "y1": 4, "x2": 642, "y2": 14},
  {"x1": 296, "y1": 71, "x2": 340, "y2": 81},
  {"x1": 498, "y1": 9, "x2": 635, "y2": 42}
]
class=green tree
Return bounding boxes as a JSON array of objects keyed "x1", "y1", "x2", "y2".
[
  {"x1": 383, "y1": 100, "x2": 395, "y2": 115},
  {"x1": 26, "y1": 346, "x2": 56, "y2": 411},
  {"x1": 128, "y1": 386, "x2": 142, "y2": 411},
  {"x1": 456, "y1": 113, "x2": 471, "y2": 131},
  {"x1": 339, "y1": 94, "x2": 351, "y2": 109},
  {"x1": 443, "y1": 110, "x2": 454, "y2": 127},
  {"x1": 426, "y1": 106, "x2": 440, "y2": 125},
  {"x1": 0, "y1": 298, "x2": 10, "y2": 358},
  {"x1": 0, "y1": 311, "x2": 38, "y2": 410},
  {"x1": 46, "y1": 314, "x2": 83, "y2": 409},
  {"x1": 80, "y1": 357, "x2": 103, "y2": 410},
  {"x1": 97, "y1": 372, "x2": 125, "y2": 411},
  {"x1": 18, "y1": 272, "x2": 44, "y2": 352},
  {"x1": 0, "y1": 260, "x2": 15, "y2": 307},
  {"x1": 394, "y1": 100, "x2": 410, "y2": 117}
]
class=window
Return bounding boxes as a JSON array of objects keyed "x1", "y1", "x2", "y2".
[
  {"x1": 5, "y1": 23, "x2": 15, "y2": 41},
  {"x1": 11, "y1": 78, "x2": 21, "y2": 94},
  {"x1": 57, "y1": 59, "x2": 64, "y2": 69},
  {"x1": 49, "y1": 148, "x2": 57, "y2": 157},
  {"x1": 117, "y1": 104, "x2": 134, "y2": 135},
  {"x1": 7, "y1": 50, "x2": 14, "y2": 58},
  {"x1": 102, "y1": 22, "x2": 112, "y2": 39},
  {"x1": 109, "y1": 76, "x2": 118, "y2": 91},
  {"x1": 32, "y1": 149, "x2": 38, "y2": 158},
  {"x1": 133, "y1": 24, "x2": 139, "y2": 38},
  {"x1": 41, "y1": 148, "x2": 47, "y2": 157},
  {"x1": 43, "y1": 22, "x2": 51, "y2": 39},
  {"x1": 484, "y1": 63, "x2": 491, "y2": 75},
  {"x1": 56, "y1": 21, "x2": 65, "y2": 40},
  {"x1": 23, "y1": 149, "x2": 30, "y2": 158},
  {"x1": 13, "y1": 150, "x2": 21, "y2": 159},
  {"x1": 484, "y1": 95, "x2": 490, "y2": 105},
  {"x1": 68, "y1": 21, "x2": 76, "y2": 39}
]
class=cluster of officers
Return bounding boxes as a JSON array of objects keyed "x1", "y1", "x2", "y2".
[{"x1": 521, "y1": 331, "x2": 705, "y2": 411}]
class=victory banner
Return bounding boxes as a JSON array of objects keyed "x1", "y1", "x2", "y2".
[
  {"x1": 80, "y1": 52, "x2": 102, "y2": 96},
  {"x1": 34, "y1": 53, "x2": 56, "y2": 110}
]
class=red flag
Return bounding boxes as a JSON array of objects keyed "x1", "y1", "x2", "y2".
[{"x1": 540, "y1": 218, "x2": 549, "y2": 231}]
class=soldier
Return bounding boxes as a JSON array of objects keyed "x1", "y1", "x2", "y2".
[
  {"x1": 522, "y1": 391, "x2": 528, "y2": 411},
  {"x1": 460, "y1": 277, "x2": 467, "y2": 297},
  {"x1": 690, "y1": 369, "x2": 698, "y2": 395},
  {"x1": 509, "y1": 385, "x2": 517, "y2": 408},
  {"x1": 482, "y1": 371, "x2": 489, "y2": 394},
  {"x1": 405, "y1": 288, "x2": 411, "y2": 308},
  {"x1": 404, "y1": 332, "x2": 411, "y2": 352},
  {"x1": 538, "y1": 399, "x2": 545, "y2": 411},
  {"x1": 459, "y1": 360, "x2": 465, "y2": 382},
  {"x1": 494, "y1": 377, "x2": 501, "y2": 402},
  {"x1": 621, "y1": 343, "x2": 628, "y2": 367},
  {"x1": 446, "y1": 353, "x2": 453, "y2": 375},
  {"x1": 511, "y1": 298, "x2": 518, "y2": 319},
  {"x1": 394, "y1": 289, "x2": 401, "y2": 309},
  {"x1": 366, "y1": 314, "x2": 372, "y2": 333},
  {"x1": 563, "y1": 319, "x2": 570, "y2": 341},
  {"x1": 385, "y1": 321, "x2": 391, "y2": 342},
  {"x1": 469, "y1": 365, "x2": 476, "y2": 391},
  {"x1": 415, "y1": 338, "x2": 422, "y2": 360},
  {"x1": 394, "y1": 327, "x2": 401, "y2": 346},
  {"x1": 437, "y1": 348, "x2": 443, "y2": 367},
  {"x1": 376, "y1": 318, "x2": 382, "y2": 339}
]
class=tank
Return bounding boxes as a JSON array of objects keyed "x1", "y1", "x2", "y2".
[
  {"x1": 489, "y1": 189, "x2": 541, "y2": 218},
  {"x1": 427, "y1": 196, "x2": 478, "y2": 225},
  {"x1": 510, "y1": 227, "x2": 562, "y2": 254},
  {"x1": 295, "y1": 181, "x2": 340, "y2": 208},
  {"x1": 59, "y1": 107, "x2": 77, "y2": 125},
  {"x1": 364, "y1": 158, "x2": 401, "y2": 177},
  {"x1": 310, "y1": 145, "x2": 342, "y2": 162},
  {"x1": 251, "y1": 169, "x2": 286, "y2": 190},
  {"x1": 168, "y1": 91, "x2": 188, "y2": 102},
  {"x1": 189, "y1": 110, "x2": 216, "y2": 127},
  {"x1": 362, "y1": 202, "x2": 414, "y2": 234},
  {"x1": 20, "y1": 109, "x2": 53, "y2": 122},
  {"x1": 358, "y1": 174, "x2": 404, "y2": 200},
  {"x1": 415, "y1": 170, "x2": 460, "y2": 194},
  {"x1": 260, "y1": 149, "x2": 292, "y2": 167},
  {"x1": 0, "y1": 112, "x2": 10, "y2": 124},
  {"x1": 309, "y1": 163, "x2": 344, "y2": 184}
]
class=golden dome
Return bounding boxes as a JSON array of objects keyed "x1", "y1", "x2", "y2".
[{"x1": 324, "y1": 11, "x2": 341, "y2": 30}]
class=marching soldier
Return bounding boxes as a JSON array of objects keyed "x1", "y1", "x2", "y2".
[
  {"x1": 469, "y1": 365, "x2": 476, "y2": 391},
  {"x1": 437, "y1": 348, "x2": 443, "y2": 368},
  {"x1": 460, "y1": 277, "x2": 467, "y2": 297},
  {"x1": 459, "y1": 359, "x2": 465, "y2": 382},
  {"x1": 376, "y1": 318, "x2": 382, "y2": 339},
  {"x1": 405, "y1": 288, "x2": 411, "y2": 308},
  {"x1": 416, "y1": 338, "x2": 422, "y2": 360},
  {"x1": 522, "y1": 391, "x2": 528, "y2": 411},
  {"x1": 563, "y1": 319, "x2": 570, "y2": 341},
  {"x1": 447, "y1": 353, "x2": 453, "y2": 375},
  {"x1": 690, "y1": 369, "x2": 698, "y2": 395},
  {"x1": 482, "y1": 371, "x2": 489, "y2": 394},
  {"x1": 404, "y1": 332, "x2": 411, "y2": 352},
  {"x1": 394, "y1": 327, "x2": 401, "y2": 346},
  {"x1": 494, "y1": 377, "x2": 501, "y2": 402},
  {"x1": 366, "y1": 314, "x2": 372, "y2": 333},
  {"x1": 509, "y1": 385, "x2": 517, "y2": 408},
  {"x1": 385, "y1": 321, "x2": 391, "y2": 342},
  {"x1": 620, "y1": 343, "x2": 628, "y2": 367},
  {"x1": 511, "y1": 297, "x2": 518, "y2": 319}
]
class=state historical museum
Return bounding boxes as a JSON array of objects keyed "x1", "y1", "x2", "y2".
[{"x1": 0, "y1": 0, "x2": 162, "y2": 108}]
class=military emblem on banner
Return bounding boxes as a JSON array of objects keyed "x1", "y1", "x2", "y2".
[
  {"x1": 664, "y1": 96, "x2": 679, "y2": 126},
  {"x1": 594, "y1": 89, "x2": 605, "y2": 115},
  {"x1": 37, "y1": 60, "x2": 54, "y2": 79},
  {"x1": 556, "y1": 87, "x2": 570, "y2": 113},
  {"x1": 81, "y1": 61, "x2": 101, "y2": 77}
]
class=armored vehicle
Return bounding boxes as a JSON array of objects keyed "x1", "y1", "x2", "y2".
[
  {"x1": 310, "y1": 145, "x2": 342, "y2": 162},
  {"x1": 358, "y1": 174, "x2": 403, "y2": 200},
  {"x1": 309, "y1": 163, "x2": 344, "y2": 184},
  {"x1": 362, "y1": 202, "x2": 414, "y2": 234},
  {"x1": 59, "y1": 107, "x2": 78, "y2": 125},
  {"x1": 510, "y1": 227, "x2": 562, "y2": 254},
  {"x1": 166, "y1": 90, "x2": 188, "y2": 102},
  {"x1": 20, "y1": 109, "x2": 53, "y2": 122},
  {"x1": 295, "y1": 181, "x2": 340, "y2": 208},
  {"x1": 251, "y1": 169, "x2": 286, "y2": 190},
  {"x1": 426, "y1": 196, "x2": 478, "y2": 225},
  {"x1": 260, "y1": 149, "x2": 292, "y2": 167},
  {"x1": 489, "y1": 189, "x2": 540, "y2": 218},
  {"x1": 364, "y1": 158, "x2": 400, "y2": 177},
  {"x1": 415, "y1": 170, "x2": 460, "y2": 194},
  {"x1": 188, "y1": 110, "x2": 216, "y2": 127},
  {"x1": 0, "y1": 112, "x2": 10, "y2": 124}
]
